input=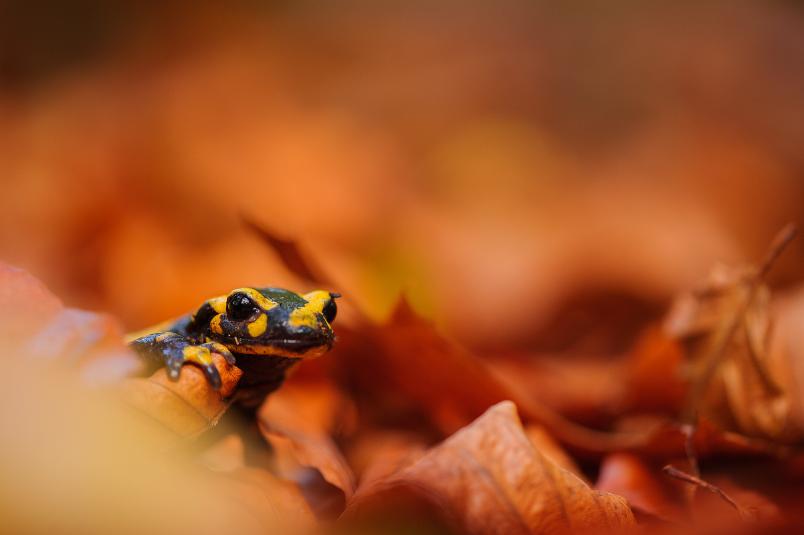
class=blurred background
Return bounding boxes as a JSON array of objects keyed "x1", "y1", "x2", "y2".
[{"x1": 2, "y1": 0, "x2": 804, "y2": 355}]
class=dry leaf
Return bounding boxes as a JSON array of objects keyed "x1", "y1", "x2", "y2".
[
  {"x1": 248, "y1": 231, "x2": 646, "y2": 460},
  {"x1": 525, "y1": 425, "x2": 583, "y2": 478},
  {"x1": 0, "y1": 263, "x2": 242, "y2": 439},
  {"x1": 689, "y1": 475, "x2": 780, "y2": 525},
  {"x1": 119, "y1": 353, "x2": 242, "y2": 439},
  {"x1": 346, "y1": 430, "x2": 427, "y2": 489},
  {"x1": 624, "y1": 326, "x2": 687, "y2": 415},
  {"x1": 615, "y1": 415, "x2": 784, "y2": 460},
  {"x1": 596, "y1": 454, "x2": 684, "y2": 521},
  {"x1": 258, "y1": 382, "x2": 356, "y2": 516},
  {"x1": 334, "y1": 299, "x2": 521, "y2": 435},
  {"x1": 662, "y1": 255, "x2": 799, "y2": 442},
  {"x1": 491, "y1": 355, "x2": 627, "y2": 425},
  {"x1": 208, "y1": 466, "x2": 317, "y2": 532},
  {"x1": 244, "y1": 217, "x2": 332, "y2": 286},
  {"x1": 762, "y1": 286, "x2": 804, "y2": 441},
  {"x1": 346, "y1": 401, "x2": 635, "y2": 535},
  {"x1": 337, "y1": 299, "x2": 675, "y2": 457}
]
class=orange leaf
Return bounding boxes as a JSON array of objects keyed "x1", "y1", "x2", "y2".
[
  {"x1": 243, "y1": 218, "x2": 331, "y2": 285},
  {"x1": 624, "y1": 325, "x2": 687, "y2": 415},
  {"x1": 208, "y1": 466, "x2": 317, "y2": 532},
  {"x1": 257, "y1": 382, "x2": 356, "y2": 515},
  {"x1": 334, "y1": 298, "x2": 520, "y2": 435},
  {"x1": 596, "y1": 453, "x2": 684, "y2": 521},
  {"x1": 347, "y1": 401, "x2": 635, "y2": 535},
  {"x1": 119, "y1": 354, "x2": 242, "y2": 439},
  {"x1": 0, "y1": 262, "x2": 140, "y2": 383},
  {"x1": 346, "y1": 430, "x2": 427, "y2": 490},
  {"x1": 524, "y1": 425, "x2": 582, "y2": 478}
]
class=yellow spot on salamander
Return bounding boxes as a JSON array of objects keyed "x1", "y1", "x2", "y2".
[
  {"x1": 247, "y1": 313, "x2": 268, "y2": 337},
  {"x1": 182, "y1": 345, "x2": 212, "y2": 365},
  {"x1": 210, "y1": 315, "x2": 223, "y2": 334},
  {"x1": 288, "y1": 290, "x2": 332, "y2": 328},
  {"x1": 208, "y1": 296, "x2": 227, "y2": 314}
]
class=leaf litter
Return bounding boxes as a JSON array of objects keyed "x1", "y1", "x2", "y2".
[{"x1": 5, "y1": 222, "x2": 804, "y2": 534}]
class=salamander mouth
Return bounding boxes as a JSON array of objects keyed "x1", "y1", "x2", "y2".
[{"x1": 218, "y1": 335, "x2": 332, "y2": 358}]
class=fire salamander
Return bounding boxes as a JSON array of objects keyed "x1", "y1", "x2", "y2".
[{"x1": 129, "y1": 287, "x2": 338, "y2": 408}]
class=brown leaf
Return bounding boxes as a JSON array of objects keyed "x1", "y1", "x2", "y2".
[
  {"x1": 208, "y1": 466, "x2": 317, "y2": 532},
  {"x1": 760, "y1": 286, "x2": 804, "y2": 441},
  {"x1": 690, "y1": 475, "x2": 780, "y2": 525},
  {"x1": 337, "y1": 298, "x2": 674, "y2": 456},
  {"x1": 346, "y1": 430, "x2": 427, "y2": 489},
  {"x1": 257, "y1": 382, "x2": 356, "y2": 512},
  {"x1": 119, "y1": 353, "x2": 242, "y2": 439},
  {"x1": 662, "y1": 255, "x2": 803, "y2": 443},
  {"x1": 624, "y1": 326, "x2": 687, "y2": 415},
  {"x1": 334, "y1": 298, "x2": 521, "y2": 435},
  {"x1": 653, "y1": 225, "x2": 799, "y2": 444},
  {"x1": 347, "y1": 401, "x2": 635, "y2": 535},
  {"x1": 661, "y1": 465, "x2": 781, "y2": 528},
  {"x1": 525, "y1": 425, "x2": 583, "y2": 478},
  {"x1": 597, "y1": 454, "x2": 684, "y2": 521},
  {"x1": 243, "y1": 217, "x2": 331, "y2": 286},
  {"x1": 0, "y1": 264, "x2": 246, "y2": 440},
  {"x1": 612, "y1": 415, "x2": 786, "y2": 460},
  {"x1": 597, "y1": 455, "x2": 781, "y2": 528},
  {"x1": 491, "y1": 355, "x2": 627, "y2": 426},
  {"x1": 665, "y1": 262, "x2": 781, "y2": 429}
]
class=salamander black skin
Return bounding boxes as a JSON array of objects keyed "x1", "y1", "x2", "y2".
[{"x1": 129, "y1": 287, "x2": 338, "y2": 408}]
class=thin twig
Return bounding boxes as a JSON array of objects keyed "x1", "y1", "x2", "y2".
[
  {"x1": 741, "y1": 313, "x2": 782, "y2": 396},
  {"x1": 755, "y1": 223, "x2": 798, "y2": 282},
  {"x1": 739, "y1": 223, "x2": 795, "y2": 396},
  {"x1": 681, "y1": 423, "x2": 700, "y2": 478},
  {"x1": 683, "y1": 303, "x2": 749, "y2": 423},
  {"x1": 680, "y1": 422, "x2": 702, "y2": 515},
  {"x1": 663, "y1": 465, "x2": 753, "y2": 520}
]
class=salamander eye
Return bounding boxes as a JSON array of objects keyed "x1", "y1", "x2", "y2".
[
  {"x1": 322, "y1": 298, "x2": 337, "y2": 323},
  {"x1": 227, "y1": 293, "x2": 257, "y2": 321}
]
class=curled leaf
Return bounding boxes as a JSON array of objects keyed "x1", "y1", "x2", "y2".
[
  {"x1": 335, "y1": 298, "x2": 521, "y2": 435},
  {"x1": 119, "y1": 354, "x2": 242, "y2": 439},
  {"x1": 258, "y1": 382, "x2": 356, "y2": 516},
  {"x1": 346, "y1": 430, "x2": 427, "y2": 490},
  {"x1": 663, "y1": 260, "x2": 802, "y2": 443},
  {"x1": 524, "y1": 425, "x2": 582, "y2": 478},
  {"x1": 347, "y1": 401, "x2": 635, "y2": 535},
  {"x1": 243, "y1": 217, "x2": 331, "y2": 285}
]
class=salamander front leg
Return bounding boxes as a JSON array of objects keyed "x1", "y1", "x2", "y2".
[{"x1": 129, "y1": 332, "x2": 234, "y2": 390}]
